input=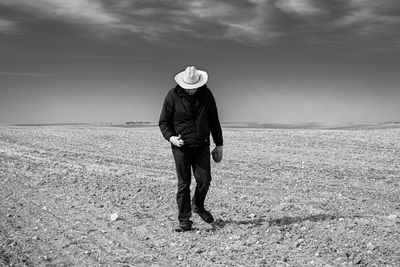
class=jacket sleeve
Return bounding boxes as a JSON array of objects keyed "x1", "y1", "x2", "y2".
[
  {"x1": 208, "y1": 91, "x2": 223, "y2": 146},
  {"x1": 159, "y1": 90, "x2": 176, "y2": 141}
]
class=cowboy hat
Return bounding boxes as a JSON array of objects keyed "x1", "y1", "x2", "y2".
[{"x1": 174, "y1": 66, "x2": 208, "y2": 89}]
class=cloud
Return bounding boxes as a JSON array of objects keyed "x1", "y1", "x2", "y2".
[
  {"x1": 108, "y1": 0, "x2": 278, "y2": 44},
  {"x1": 44, "y1": 54, "x2": 182, "y2": 62},
  {"x1": 173, "y1": 0, "x2": 277, "y2": 44},
  {"x1": 269, "y1": 0, "x2": 400, "y2": 48},
  {"x1": 0, "y1": 71, "x2": 120, "y2": 77},
  {"x1": 1, "y1": 0, "x2": 400, "y2": 47},
  {"x1": 329, "y1": 0, "x2": 400, "y2": 43},
  {"x1": 336, "y1": 0, "x2": 400, "y2": 27},
  {"x1": 0, "y1": 72, "x2": 55, "y2": 77},
  {"x1": 0, "y1": 0, "x2": 119, "y2": 26},
  {"x1": 275, "y1": 0, "x2": 325, "y2": 16},
  {"x1": 0, "y1": 18, "x2": 17, "y2": 34},
  {"x1": 0, "y1": 0, "x2": 279, "y2": 45}
]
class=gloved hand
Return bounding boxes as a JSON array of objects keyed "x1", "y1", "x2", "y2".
[
  {"x1": 170, "y1": 135, "x2": 184, "y2": 147},
  {"x1": 211, "y1": 146, "x2": 223, "y2": 163}
]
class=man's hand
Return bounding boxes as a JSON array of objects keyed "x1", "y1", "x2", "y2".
[
  {"x1": 211, "y1": 146, "x2": 223, "y2": 163},
  {"x1": 170, "y1": 135, "x2": 184, "y2": 147}
]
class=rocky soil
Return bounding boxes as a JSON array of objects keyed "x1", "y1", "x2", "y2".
[{"x1": 1, "y1": 126, "x2": 399, "y2": 266}]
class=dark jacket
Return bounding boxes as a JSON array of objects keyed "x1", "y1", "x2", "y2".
[{"x1": 159, "y1": 85, "x2": 223, "y2": 148}]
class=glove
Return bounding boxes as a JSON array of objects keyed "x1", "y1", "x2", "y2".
[{"x1": 211, "y1": 146, "x2": 223, "y2": 163}]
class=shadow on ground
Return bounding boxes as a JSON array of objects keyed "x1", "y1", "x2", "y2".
[
  {"x1": 212, "y1": 218, "x2": 265, "y2": 229},
  {"x1": 268, "y1": 214, "x2": 336, "y2": 226},
  {"x1": 209, "y1": 214, "x2": 336, "y2": 231}
]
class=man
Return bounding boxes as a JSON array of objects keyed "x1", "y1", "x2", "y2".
[{"x1": 159, "y1": 66, "x2": 223, "y2": 232}]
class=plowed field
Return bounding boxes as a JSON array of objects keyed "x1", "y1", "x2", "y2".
[{"x1": 1, "y1": 126, "x2": 399, "y2": 266}]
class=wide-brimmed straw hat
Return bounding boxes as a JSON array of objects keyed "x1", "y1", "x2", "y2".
[{"x1": 174, "y1": 66, "x2": 208, "y2": 89}]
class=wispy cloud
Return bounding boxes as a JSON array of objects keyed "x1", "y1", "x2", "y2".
[
  {"x1": 274, "y1": 0, "x2": 325, "y2": 16},
  {"x1": 111, "y1": 0, "x2": 278, "y2": 44},
  {"x1": 0, "y1": 71, "x2": 121, "y2": 77},
  {"x1": 320, "y1": 0, "x2": 400, "y2": 49},
  {"x1": 43, "y1": 54, "x2": 182, "y2": 62},
  {"x1": 0, "y1": 0, "x2": 119, "y2": 26},
  {"x1": 0, "y1": 0, "x2": 277, "y2": 44},
  {"x1": 271, "y1": 0, "x2": 400, "y2": 48},
  {"x1": 173, "y1": 0, "x2": 278, "y2": 44},
  {"x1": 0, "y1": 72, "x2": 55, "y2": 77},
  {"x1": 0, "y1": 18, "x2": 17, "y2": 34},
  {"x1": 334, "y1": 0, "x2": 400, "y2": 35}
]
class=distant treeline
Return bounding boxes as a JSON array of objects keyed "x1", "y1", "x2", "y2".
[
  {"x1": 125, "y1": 121, "x2": 151, "y2": 125},
  {"x1": 379, "y1": 121, "x2": 399, "y2": 124}
]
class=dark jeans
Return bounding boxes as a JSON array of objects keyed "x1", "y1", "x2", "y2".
[{"x1": 172, "y1": 146, "x2": 211, "y2": 223}]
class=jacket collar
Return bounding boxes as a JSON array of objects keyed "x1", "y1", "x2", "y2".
[{"x1": 174, "y1": 85, "x2": 207, "y2": 97}]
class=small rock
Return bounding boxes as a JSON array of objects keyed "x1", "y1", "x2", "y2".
[
  {"x1": 259, "y1": 258, "x2": 267, "y2": 265},
  {"x1": 388, "y1": 214, "x2": 398, "y2": 220},
  {"x1": 295, "y1": 238, "x2": 304, "y2": 247},
  {"x1": 353, "y1": 255, "x2": 362, "y2": 265},
  {"x1": 110, "y1": 213, "x2": 119, "y2": 222},
  {"x1": 42, "y1": 206, "x2": 47, "y2": 211},
  {"x1": 32, "y1": 235, "x2": 40, "y2": 240},
  {"x1": 315, "y1": 251, "x2": 320, "y2": 257},
  {"x1": 177, "y1": 255, "x2": 183, "y2": 261},
  {"x1": 229, "y1": 234, "x2": 240, "y2": 240},
  {"x1": 338, "y1": 218, "x2": 344, "y2": 222},
  {"x1": 366, "y1": 242, "x2": 375, "y2": 250},
  {"x1": 247, "y1": 213, "x2": 256, "y2": 219}
]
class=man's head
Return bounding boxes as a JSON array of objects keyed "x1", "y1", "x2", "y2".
[{"x1": 174, "y1": 66, "x2": 208, "y2": 91}]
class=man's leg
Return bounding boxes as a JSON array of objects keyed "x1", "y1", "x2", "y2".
[
  {"x1": 192, "y1": 146, "x2": 213, "y2": 223},
  {"x1": 172, "y1": 148, "x2": 192, "y2": 224}
]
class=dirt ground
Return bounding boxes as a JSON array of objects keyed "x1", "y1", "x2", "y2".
[{"x1": 1, "y1": 125, "x2": 399, "y2": 266}]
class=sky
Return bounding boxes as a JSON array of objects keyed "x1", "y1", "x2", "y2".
[{"x1": 0, "y1": 0, "x2": 399, "y2": 124}]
